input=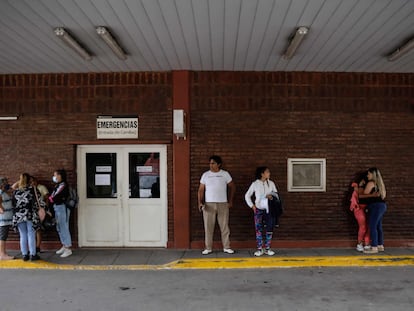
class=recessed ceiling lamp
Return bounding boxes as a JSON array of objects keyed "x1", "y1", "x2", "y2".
[
  {"x1": 388, "y1": 37, "x2": 414, "y2": 61},
  {"x1": 283, "y1": 26, "x2": 309, "y2": 60},
  {"x1": 54, "y1": 27, "x2": 92, "y2": 61},
  {"x1": 96, "y1": 26, "x2": 127, "y2": 60}
]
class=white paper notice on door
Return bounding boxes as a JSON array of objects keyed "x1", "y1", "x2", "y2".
[
  {"x1": 136, "y1": 166, "x2": 153, "y2": 173},
  {"x1": 96, "y1": 166, "x2": 112, "y2": 173},
  {"x1": 95, "y1": 174, "x2": 111, "y2": 186}
]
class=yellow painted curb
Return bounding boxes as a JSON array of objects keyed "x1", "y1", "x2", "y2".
[
  {"x1": 0, "y1": 260, "x2": 161, "y2": 271},
  {"x1": 169, "y1": 255, "x2": 414, "y2": 270},
  {"x1": 0, "y1": 255, "x2": 413, "y2": 271}
]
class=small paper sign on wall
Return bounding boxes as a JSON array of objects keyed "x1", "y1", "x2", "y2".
[{"x1": 97, "y1": 116, "x2": 138, "y2": 139}]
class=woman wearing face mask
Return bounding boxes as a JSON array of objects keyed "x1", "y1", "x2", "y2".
[{"x1": 49, "y1": 169, "x2": 72, "y2": 258}]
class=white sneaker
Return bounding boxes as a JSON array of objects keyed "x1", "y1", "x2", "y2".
[
  {"x1": 223, "y1": 248, "x2": 234, "y2": 254},
  {"x1": 364, "y1": 245, "x2": 371, "y2": 250},
  {"x1": 56, "y1": 246, "x2": 65, "y2": 255},
  {"x1": 363, "y1": 246, "x2": 378, "y2": 254},
  {"x1": 356, "y1": 244, "x2": 364, "y2": 252},
  {"x1": 202, "y1": 249, "x2": 212, "y2": 255},
  {"x1": 254, "y1": 249, "x2": 264, "y2": 257},
  {"x1": 60, "y1": 248, "x2": 72, "y2": 258},
  {"x1": 264, "y1": 249, "x2": 275, "y2": 256}
]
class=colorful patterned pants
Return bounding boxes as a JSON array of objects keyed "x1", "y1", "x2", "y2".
[{"x1": 254, "y1": 209, "x2": 274, "y2": 249}]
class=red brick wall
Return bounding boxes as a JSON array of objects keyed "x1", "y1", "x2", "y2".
[
  {"x1": 190, "y1": 72, "x2": 414, "y2": 246},
  {"x1": 0, "y1": 72, "x2": 173, "y2": 245},
  {"x1": 1, "y1": 71, "x2": 413, "y2": 248}
]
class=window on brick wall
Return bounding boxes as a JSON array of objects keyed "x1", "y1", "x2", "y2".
[{"x1": 287, "y1": 158, "x2": 326, "y2": 192}]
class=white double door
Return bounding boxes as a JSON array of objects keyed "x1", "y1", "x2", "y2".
[{"x1": 77, "y1": 145, "x2": 167, "y2": 247}]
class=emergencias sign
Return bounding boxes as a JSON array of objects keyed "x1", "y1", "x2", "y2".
[{"x1": 97, "y1": 116, "x2": 138, "y2": 139}]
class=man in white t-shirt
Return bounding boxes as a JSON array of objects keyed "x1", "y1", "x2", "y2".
[{"x1": 198, "y1": 155, "x2": 236, "y2": 255}]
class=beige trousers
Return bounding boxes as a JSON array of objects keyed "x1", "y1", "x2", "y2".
[{"x1": 203, "y1": 202, "x2": 230, "y2": 250}]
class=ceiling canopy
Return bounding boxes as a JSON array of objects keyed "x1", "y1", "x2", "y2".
[{"x1": 0, "y1": 0, "x2": 413, "y2": 74}]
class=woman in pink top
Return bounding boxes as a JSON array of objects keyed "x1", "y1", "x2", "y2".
[{"x1": 350, "y1": 172, "x2": 370, "y2": 252}]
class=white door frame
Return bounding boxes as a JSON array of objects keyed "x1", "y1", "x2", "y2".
[{"x1": 77, "y1": 144, "x2": 168, "y2": 247}]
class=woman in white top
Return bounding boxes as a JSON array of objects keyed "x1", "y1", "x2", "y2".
[{"x1": 245, "y1": 166, "x2": 278, "y2": 256}]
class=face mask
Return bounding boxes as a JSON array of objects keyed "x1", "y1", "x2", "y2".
[{"x1": 52, "y1": 176, "x2": 58, "y2": 183}]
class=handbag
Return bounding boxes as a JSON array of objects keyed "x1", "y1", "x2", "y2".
[
  {"x1": 33, "y1": 187, "x2": 46, "y2": 222},
  {"x1": 42, "y1": 212, "x2": 56, "y2": 231}
]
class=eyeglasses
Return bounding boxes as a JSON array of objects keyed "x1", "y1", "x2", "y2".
[{"x1": 209, "y1": 162, "x2": 217, "y2": 165}]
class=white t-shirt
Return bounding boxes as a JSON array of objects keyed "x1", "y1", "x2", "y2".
[{"x1": 200, "y1": 169, "x2": 232, "y2": 203}]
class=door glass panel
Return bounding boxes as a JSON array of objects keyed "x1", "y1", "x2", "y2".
[
  {"x1": 129, "y1": 152, "x2": 160, "y2": 198},
  {"x1": 86, "y1": 153, "x2": 117, "y2": 198}
]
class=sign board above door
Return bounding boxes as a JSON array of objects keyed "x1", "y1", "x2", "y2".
[{"x1": 96, "y1": 116, "x2": 138, "y2": 139}]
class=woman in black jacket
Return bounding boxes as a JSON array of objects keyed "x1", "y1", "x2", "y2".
[{"x1": 49, "y1": 169, "x2": 72, "y2": 258}]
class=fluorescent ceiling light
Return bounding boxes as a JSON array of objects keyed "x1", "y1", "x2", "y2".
[
  {"x1": 54, "y1": 27, "x2": 92, "y2": 61},
  {"x1": 96, "y1": 26, "x2": 127, "y2": 60},
  {"x1": 0, "y1": 116, "x2": 18, "y2": 120},
  {"x1": 388, "y1": 37, "x2": 414, "y2": 61},
  {"x1": 283, "y1": 26, "x2": 309, "y2": 60}
]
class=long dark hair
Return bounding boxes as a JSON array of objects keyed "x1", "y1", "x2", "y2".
[
  {"x1": 255, "y1": 166, "x2": 269, "y2": 180},
  {"x1": 354, "y1": 170, "x2": 368, "y2": 186},
  {"x1": 55, "y1": 169, "x2": 67, "y2": 182}
]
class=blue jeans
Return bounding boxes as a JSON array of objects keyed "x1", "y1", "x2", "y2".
[
  {"x1": 54, "y1": 204, "x2": 72, "y2": 247},
  {"x1": 17, "y1": 221, "x2": 36, "y2": 256},
  {"x1": 368, "y1": 202, "x2": 387, "y2": 247}
]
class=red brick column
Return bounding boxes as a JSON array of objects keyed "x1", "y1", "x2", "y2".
[{"x1": 172, "y1": 71, "x2": 190, "y2": 248}]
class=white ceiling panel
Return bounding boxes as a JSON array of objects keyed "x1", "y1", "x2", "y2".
[
  {"x1": 266, "y1": 0, "x2": 306, "y2": 71},
  {"x1": 223, "y1": 0, "x2": 242, "y2": 70},
  {"x1": 193, "y1": 0, "x2": 213, "y2": 69},
  {"x1": 208, "y1": 0, "x2": 225, "y2": 70},
  {"x1": 333, "y1": 0, "x2": 403, "y2": 72},
  {"x1": 253, "y1": 0, "x2": 292, "y2": 71},
  {"x1": 140, "y1": 0, "x2": 181, "y2": 68},
  {"x1": 0, "y1": 0, "x2": 413, "y2": 73},
  {"x1": 158, "y1": 0, "x2": 192, "y2": 69},
  {"x1": 176, "y1": 0, "x2": 202, "y2": 69},
  {"x1": 243, "y1": 0, "x2": 274, "y2": 69},
  {"x1": 302, "y1": 0, "x2": 363, "y2": 72},
  {"x1": 233, "y1": 0, "x2": 258, "y2": 70}
]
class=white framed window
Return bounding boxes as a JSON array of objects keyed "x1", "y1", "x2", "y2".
[{"x1": 287, "y1": 158, "x2": 326, "y2": 192}]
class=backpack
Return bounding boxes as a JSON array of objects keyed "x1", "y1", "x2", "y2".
[{"x1": 66, "y1": 186, "x2": 79, "y2": 211}]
